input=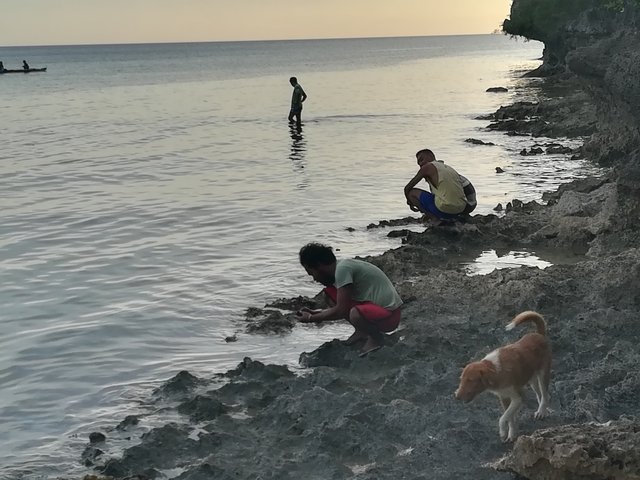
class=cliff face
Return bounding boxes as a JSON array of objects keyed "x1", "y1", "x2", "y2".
[{"x1": 505, "y1": 0, "x2": 640, "y2": 164}]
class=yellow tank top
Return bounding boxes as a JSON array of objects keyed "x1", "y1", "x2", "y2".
[{"x1": 430, "y1": 161, "x2": 467, "y2": 214}]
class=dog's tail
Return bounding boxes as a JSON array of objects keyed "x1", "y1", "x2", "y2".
[{"x1": 505, "y1": 310, "x2": 546, "y2": 336}]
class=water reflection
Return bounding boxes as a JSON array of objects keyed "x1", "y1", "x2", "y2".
[
  {"x1": 464, "y1": 249, "x2": 553, "y2": 276},
  {"x1": 289, "y1": 125, "x2": 307, "y2": 189},
  {"x1": 289, "y1": 124, "x2": 306, "y2": 164}
]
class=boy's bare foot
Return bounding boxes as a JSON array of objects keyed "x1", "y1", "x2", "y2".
[
  {"x1": 359, "y1": 337, "x2": 383, "y2": 357},
  {"x1": 342, "y1": 331, "x2": 368, "y2": 346}
]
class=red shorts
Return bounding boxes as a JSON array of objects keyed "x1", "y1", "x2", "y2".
[{"x1": 323, "y1": 286, "x2": 401, "y2": 333}]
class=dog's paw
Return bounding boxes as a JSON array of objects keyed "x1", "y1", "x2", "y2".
[{"x1": 534, "y1": 408, "x2": 549, "y2": 420}]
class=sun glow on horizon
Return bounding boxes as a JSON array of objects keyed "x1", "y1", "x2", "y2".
[{"x1": 0, "y1": 0, "x2": 513, "y2": 47}]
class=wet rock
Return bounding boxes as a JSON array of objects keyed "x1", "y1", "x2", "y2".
[
  {"x1": 546, "y1": 145, "x2": 574, "y2": 154},
  {"x1": 486, "y1": 91, "x2": 596, "y2": 138},
  {"x1": 495, "y1": 167, "x2": 505, "y2": 173},
  {"x1": 224, "y1": 334, "x2": 237, "y2": 342},
  {"x1": 299, "y1": 339, "x2": 359, "y2": 368},
  {"x1": 116, "y1": 415, "x2": 139, "y2": 431},
  {"x1": 493, "y1": 418, "x2": 640, "y2": 480},
  {"x1": 493, "y1": 203, "x2": 504, "y2": 211},
  {"x1": 387, "y1": 229, "x2": 411, "y2": 238},
  {"x1": 244, "y1": 308, "x2": 296, "y2": 334},
  {"x1": 224, "y1": 357, "x2": 294, "y2": 381},
  {"x1": 89, "y1": 432, "x2": 106, "y2": 444},
  {"x1": 520, "y1": 146, "x2": 544, "y2": 156},
  {"x1": 81, "y1": 445, "x2": 104, "y2": 467},
  {"x1": 367, "y1": 216, "x2": 424, "y2": 229},
  {"x1": 505, "y1": 199, "x2": 542, "y2": 214},
  {"x1": 486, "y1": 86, "x2": 508, "y2": 92},
  {"x1": 100, "y1": 424, "x2": 197, "y2": 477},
  {"x1": 153, "y1": 370, "x2": 203, "y2": 398},
  {"x1": 465, "y1": 138, "x2": 495, "y2": 146},
  {"x1": 177, "y1": 395, "x2": 228, "y2": 422},
  {"x1": 172, "y1": 463, "x2": 236, "y2": 480},
  {"x1": 265, "y1": 295, "x2": 321, "y2": 312}
]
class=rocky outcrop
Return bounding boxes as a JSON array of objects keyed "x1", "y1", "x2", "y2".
[
  {"x1": 493, "y1": 418, "x2": 640, "y2": 480},
  {"x1": 505, "y1": 1, "x2": 640, "y2": 164}
]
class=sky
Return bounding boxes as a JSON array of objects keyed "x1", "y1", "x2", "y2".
[{"x1": 1, "y1": 0, "x2": 514, "y2": 47}]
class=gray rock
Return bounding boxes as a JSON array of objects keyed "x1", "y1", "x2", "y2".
[{"x1": 493, "y1": 418, "x2": 640, "y2": 480}]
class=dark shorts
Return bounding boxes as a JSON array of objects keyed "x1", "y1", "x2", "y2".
[
  {"x1": 323, "y1": 286, "x2": 401, "y2": 333},
  {"x1": 290, "y1": 105, "x2": 302, "y2": 114},
  {"x1": 419, "y1": 191, "x2": 463, "y2": 220},
  {"x1": 462, "y1": 202, "x2": 477, "y2": 215}
]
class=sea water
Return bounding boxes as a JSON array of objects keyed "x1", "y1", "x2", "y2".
[{"x1": 0, "y1": 35, "x2": 598, "y2": 478}]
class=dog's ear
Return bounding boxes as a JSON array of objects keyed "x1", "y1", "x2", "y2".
[{"x1": 480, "y1": 365, "x2": 498, "y2": 388}]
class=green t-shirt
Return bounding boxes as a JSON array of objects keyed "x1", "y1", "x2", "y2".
[{"x1": 334, "y1": 259, "x2": 403, "y2": 310}]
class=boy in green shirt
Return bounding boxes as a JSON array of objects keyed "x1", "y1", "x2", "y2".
[{"x1": 297, "y1": 243, "x2": 402, "y2": 356}]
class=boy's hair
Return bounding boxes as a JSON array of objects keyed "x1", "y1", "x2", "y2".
[
  {"x1": 290, "y1": 76, "x2": 297, "y2": 83},
  {"x1": 299, "y1": 242, "x2": 336, "y2": 268},
  {"x1": 416, "y1": 148, "x2": 435, "y2": 160}
]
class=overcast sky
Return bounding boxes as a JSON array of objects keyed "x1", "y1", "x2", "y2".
[{"x1": 1, "y1": 0, "x2": 513, "y2": 46}]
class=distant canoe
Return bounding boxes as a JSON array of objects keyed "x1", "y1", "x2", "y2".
[{"x1": 0, "y1": 68, "x2": 47, "y2": 74}]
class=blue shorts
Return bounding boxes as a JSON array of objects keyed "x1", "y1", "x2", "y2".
[
  {"x1": 419, "y1": 191, "x2": 462, "y2": 220},
  {"x1": 290, "y1": 105, "x2": 302, "y2": 114}
]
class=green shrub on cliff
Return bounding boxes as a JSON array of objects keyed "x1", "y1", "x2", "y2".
[
  {"x1": 503, "y1": 0, "x2": 596, "y2": 41},
  {"x1": 503, "y1": 0, "x2": 640, "y2": 40}
]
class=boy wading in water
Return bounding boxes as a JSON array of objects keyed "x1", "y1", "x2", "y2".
[
  {"x1": 296, "y1": 243, "x2": 403, "y2": 356},
  {"x1": 288, "y1": 76, "x2": 307, "y2": 129}
]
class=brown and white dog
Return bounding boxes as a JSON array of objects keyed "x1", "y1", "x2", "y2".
[{"x1": 454, "y1": 311, "x2": 551, "y2": 442}]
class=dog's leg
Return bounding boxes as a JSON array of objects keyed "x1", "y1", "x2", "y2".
[
  {"x1": 529, "y1": 376, "x2": 541, "y2": 405},
  {"x1": 500, "y1": 391, "x2": 523, "y2": 442},
  {"x1": 534, "y1": 363, "x2": 551, "y2": 419},
  {"x1": 498, "y1": 392, "x2": 521, "y2": 442},
  {"x1": 498, "y1": 395, "x2": 510, "y2": 440}
]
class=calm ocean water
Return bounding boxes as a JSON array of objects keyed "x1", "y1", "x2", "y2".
[{"x1": 0, "y1": 36, "x2": 598, "y2": 478}]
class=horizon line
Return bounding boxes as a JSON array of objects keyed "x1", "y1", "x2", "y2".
[{"x1": 0, "y1": 31, "x2": 512, "y2": 49}]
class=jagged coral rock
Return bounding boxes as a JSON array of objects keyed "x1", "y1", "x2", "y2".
[{"x1": 493, "y1": 418, "x2": 640, "y2": 480}]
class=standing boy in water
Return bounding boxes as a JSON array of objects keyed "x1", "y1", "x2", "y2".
[
  {"x1": 297, "y1": 243, "x2": 402, "y2": 356},
  {"x1": 288, "y1": 76, "x2": 307, "y2": 129},
  {"x1": 404, "y1": 148, "x2": 475, "y2": 223}
]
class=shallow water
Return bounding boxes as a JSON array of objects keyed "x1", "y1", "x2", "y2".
[
  {"x1": 0, "y1": 35, "x2": 602, "y2": 478},
  {"x1": 465, "y1": 250, "x2": 553, "y2": 276}
]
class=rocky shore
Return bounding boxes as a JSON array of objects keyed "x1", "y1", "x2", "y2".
[{"x1": 74, "y1": 3, "x2": 640, "y2": 479}]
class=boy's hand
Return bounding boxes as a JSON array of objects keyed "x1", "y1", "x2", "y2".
[
  {"x1": 296, "y1": 310, "x2": 314, "y2": 322},
  {"x1": 299, "y1": 307, "x2": 321, "y2": 314}
]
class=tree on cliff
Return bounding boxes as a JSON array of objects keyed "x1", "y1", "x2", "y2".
[
  {"x1": 503, "y1": 0, "x2": 596, "y2": 41},
  {"x1": 503, "y1": 0, "x2": 640, "y2": 42}
]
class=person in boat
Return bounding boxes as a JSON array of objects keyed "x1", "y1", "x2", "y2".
[
  {"x1": 23, "y1": 60, "x2": 30, "y2": 71},
  {"x1": 296, "y1": 242, "x2": 403, "y2": 356},
  {"x1": 288, "y1": 76, "x2": 307, "y2": 130},
  {"x1": 404, "y1": 148, "x2": 476, "y2": 224}
]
